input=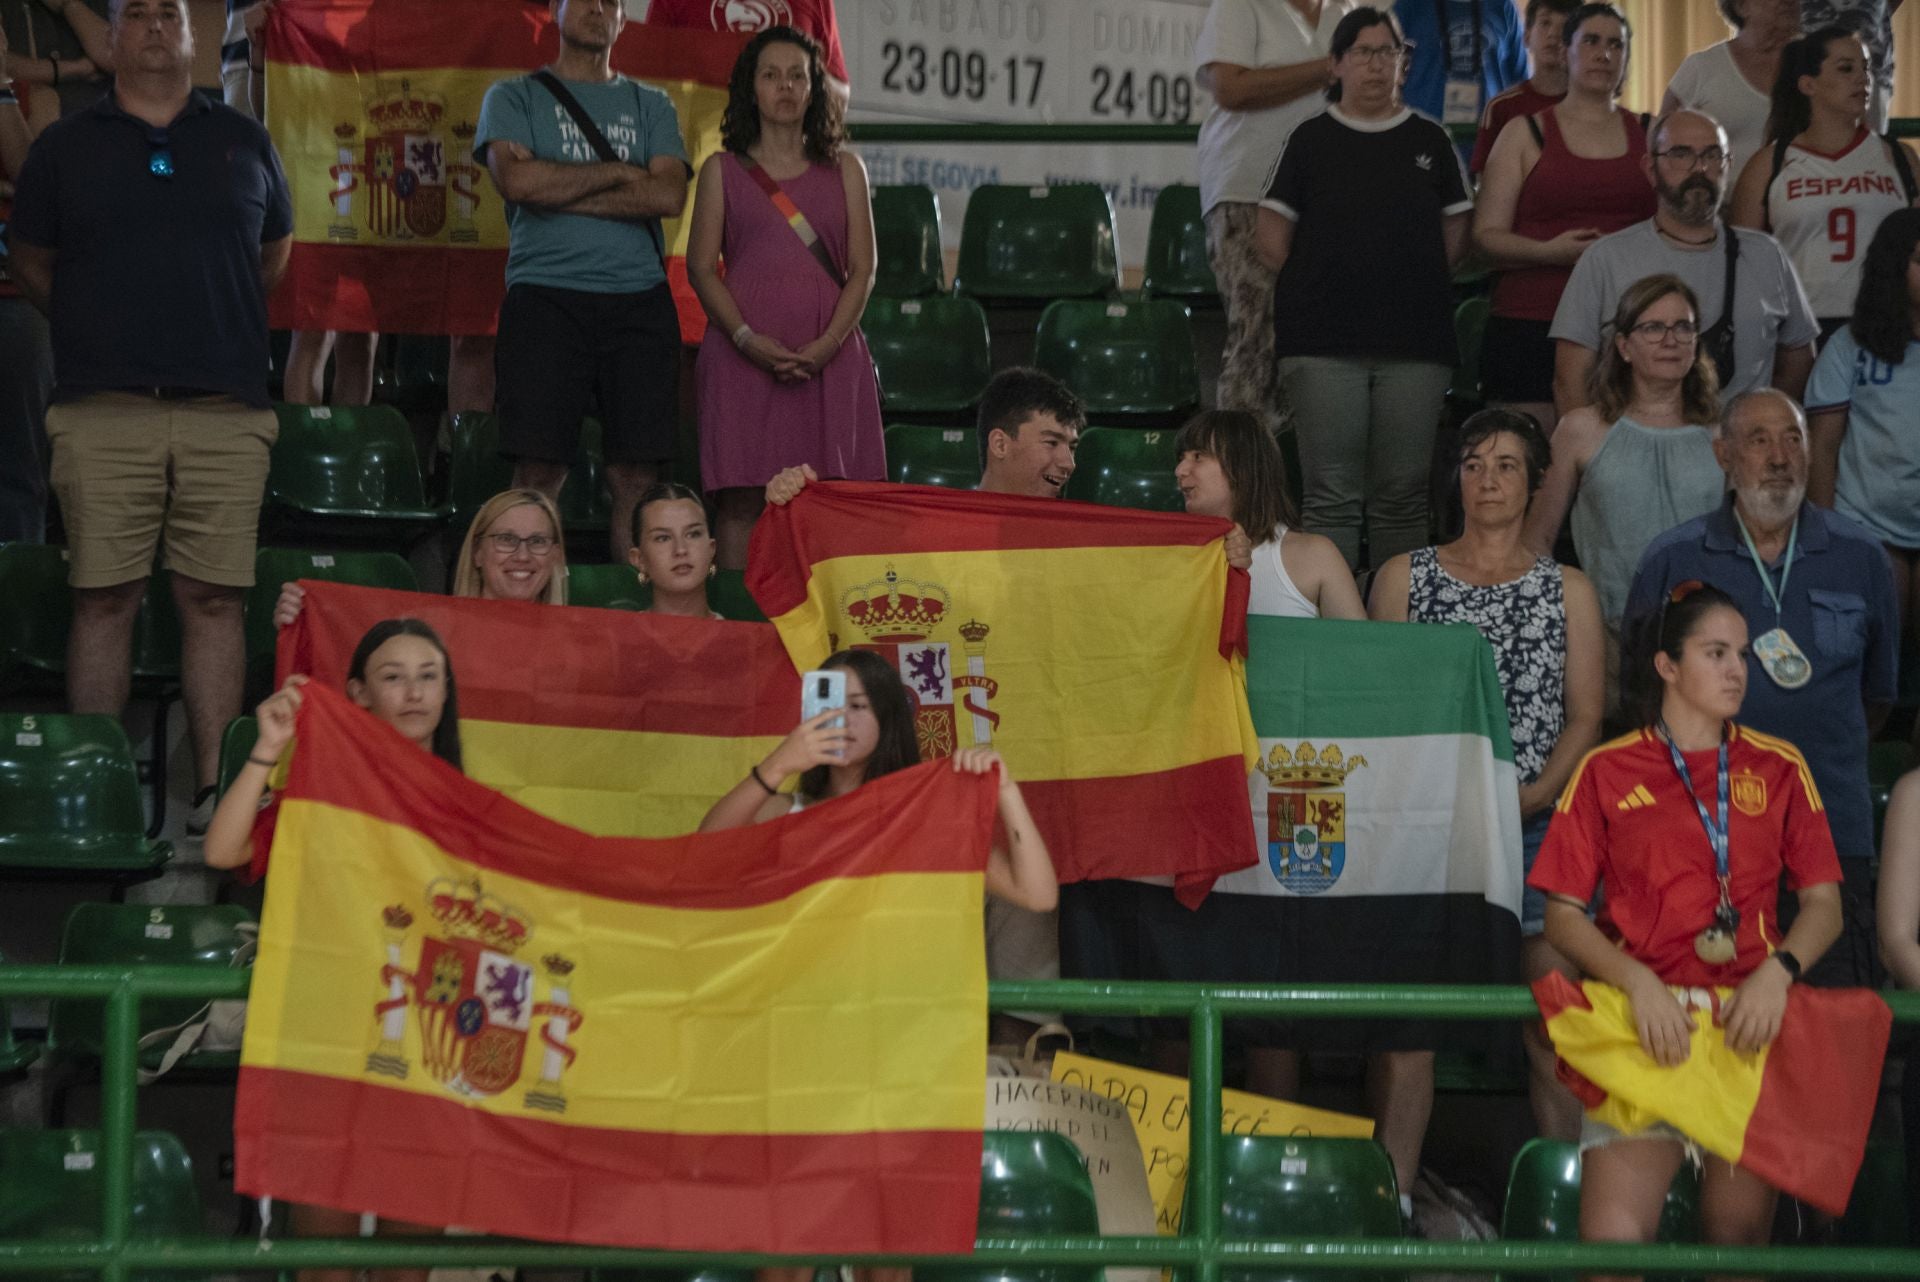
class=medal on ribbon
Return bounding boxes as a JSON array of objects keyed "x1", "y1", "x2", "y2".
[
  {"x1": 1658, "y1": 719, "x2": 1740, "y2": 966},
  {"x1": 1734, "y1": 511, "x2": 1812, "y2": 690}
]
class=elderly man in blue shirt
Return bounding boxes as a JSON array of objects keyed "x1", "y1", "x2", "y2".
[{"x1": 1625, "y1": 387, "x2": 1899, "y2": 988}]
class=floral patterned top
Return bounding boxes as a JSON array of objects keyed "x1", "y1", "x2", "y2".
[{"x1": 1407, "y1": 547, "x2": 1567, "y2": 784}]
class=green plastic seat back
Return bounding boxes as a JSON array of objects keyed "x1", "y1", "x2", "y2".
[
  {"x1": 567, "y1": 563, "x2": 648, "y2": 612},
  {"x1": 955, "y1": 184, "x2": 1120, "y2": 301},
  {"x1": 0, "y1": 1128, "x2": 202, "y2": 1281},
  {"x1": 50, "y1": 904, "x2": 256, "y2": 1059},
  {"x1": 217, "y1": 717, "x2": 261, "y2": 798},
  {"x1": 0, "y1": 542, "x2": 75, "y2": 677},
  {"x1": 383, "y1": 334, "x2": 449, "y2": 412},
  {"x1": 921, "y1": 1131, "x2": 1100, "y2": 1282},
  {"x1": 0, "y1": 713, "x2": 163, "y2": 873},
  {"x1": 1838, "y1": 1141, "x2": 1908, "y2": 1246},
  {"x1": 447, "y1": 411, "x2": 609, "y2": 536},
  {"x1": 711, "y1": 568, "x2": 766, "y2": 622},
  {"x1": 247, "y1": 548, "x2": 418, "y2": 668},
  {"x1": 864, "y1": 295, "x2": 993, "y2": 414},
  {"x1": 1063, "y1": 427, "x2": 1183, "y2": 512},
  {"x1": 1452, "y1": 296, "x2": 1492, "y2": 405},
  {"x1": 1220, "y1": 1136, "x2": 1402, "y2": 1282},
  {"x1": 884, "y1": 425, "x2": 981, "y2": 490},
  {"x1": 1142, "y1": 185, "x2": 1218, "y2": 300},
  {"x1": 1496, "y1": 1139, "x2": 1700, "y2": 1282},
  {"x1": 1034, "y1": 298, "x2": 1199, "y2": 418},
  {"x1": 871, "y1": 185, "x2": 945, "y2": 297},
  {"x1": 0, "y1": 547, "x2": 179, "y2": 684},
  {"x1": 269, "y1": 403, "x2": 430, "y2": 512}
]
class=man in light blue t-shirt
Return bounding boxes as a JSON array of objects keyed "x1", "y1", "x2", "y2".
[{"x1": 475, "y1": 0, "x2": 690, "y2": 560}]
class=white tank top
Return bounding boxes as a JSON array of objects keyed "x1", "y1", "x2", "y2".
[
  {"x1": 1247, "y1": 524, "x2": 1318, "y2": 619},
  {"x1": 1766, "y1": 129, "x2": 1910, "y2": 318}
]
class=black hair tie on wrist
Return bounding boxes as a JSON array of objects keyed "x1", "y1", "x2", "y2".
[{"x1": 750, "y1": 765, "x2": 779, "y2": 796}]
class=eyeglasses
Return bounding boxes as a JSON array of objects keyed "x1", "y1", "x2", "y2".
[
  {"x1": 146, "y1": 129, "x2": 173, "y2": 180},
  {"x1": 1653, "y1": 146, "x2": 1728, "y2": 172},
  {"x1": 1629, "y1": 319, "x2": 1699, "y2": 342},
  {"x1": 486, "y1": 532, "x2": 556, "y2": 555},
  {"x1": 1344, "y1": 43, "x2": 1408, "y2": 66}
]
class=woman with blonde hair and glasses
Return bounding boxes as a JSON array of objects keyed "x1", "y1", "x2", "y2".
[
  {"x1": 271, "y1": 489, "x2": 569, "y2": 629},
  {"x1": 1525, "y1": 274, "x2": 1725, "y2": 646}
]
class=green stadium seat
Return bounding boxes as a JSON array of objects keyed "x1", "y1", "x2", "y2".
[
  {"x1": 1218, "y1": 1135, "x2": 1402, "y2": 1282},
  {"x1": 0, "y1": 713, "x2": 171, "y2": 879},
  {"x1": 863, "y1": 295, "x2": 992, "y2": 416},
  {"x1": 954, "y1": 184, "x2": 1121, "y2": 302},
  {"x1": 1142, "y1": 184, "x2": 1219, "y2": 303},
  {"x1": 1837, "y1": 1141, "x2": 1908, "y2": 1246},
  {"x1": 0, "y1": 545, "x2": 180, "y2": 689},
  {"x1": 245, "y1": 548, "x2": 418, "y2": 689},
  {"x1": 1451, "y1": 296, "x2": 1492, "y2": 411},
  {"x1": 216, "y1": 717, "x2": 261, "y2": 802},
  {"x1": 710, "y1": 568, "x2": 767, "y2": 623},
  {"x1": 0, "y1": 1128, "x2": 205, "y2": 1280},
  {"x1": 446, "y1": 411, "x2": 611, "y2": 544},
  {"x1": 48, "y1": 904, "x2": 255, "y2": 1071},
  {"x1": 921, "y1": 1131, "x2": 1101, "y2": 1282},
  {"x1": 871, "y1": 184, "x2": 946, "y2": 297},
  {"x1": 1871, "y1": 740, "x2": 1912, "y2": 851},
  {"x1": 0, "y1": 950, "x2": 40, "y2": 1076},
  {"x1": 266, "y1": 403, "x2": 445, "y2": 542},
  {"x1": 1034, "y1": 298, "x2": 1200, "y2": 421},
  {"x1": 379, "y1": 333, "x2": 449, "y2": 417},
  {"x1": 567, "y1": 563, "x2": 647, "y2": 611},
  {"x1": 884, "y1": 424, "x2": 980, "y2": 490},
  {"x1": 1063, "y1": 426, "x2": 1183, "y2": 512},
  {"x1": 1497, "y1": 1138, "x2": 1700, "y2": 1282}
]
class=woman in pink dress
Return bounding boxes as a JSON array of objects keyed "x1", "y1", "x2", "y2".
[{"x1": 688, "y1": 25, "x2": 885, "y2": 568}]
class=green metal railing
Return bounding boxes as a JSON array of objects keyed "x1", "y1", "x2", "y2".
[{"x1": 3, "y1": 967, "x2": 1920, "y2": 1279}]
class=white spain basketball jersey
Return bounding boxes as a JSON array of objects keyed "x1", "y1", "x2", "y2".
[{"x1": 1766, "y1": 129, "x2": 1911, "y2": 317}]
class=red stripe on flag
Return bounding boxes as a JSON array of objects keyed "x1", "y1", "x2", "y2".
[
  {"x1": 269, "y1": 0, "x2": 554, "y2": 75},
  {"x1": 236, "y1": 1067, "x2": 983, "y2": 1253},
  {"x1": 270, "y1": 244, "x2": 510, "y2": 336},
  {"x1": 278, "y1": 583, "x2": 798, "y2": 737},
  {"x1": 620, "y1": 23, "x2": 750, "y2": 85},
  {"x1": 1738, "y1": 984, "x2": 1890, "y2": 1217},
  {"x1": 1021, "y1": 756, "x2": 1257, "y2": 905},
  {"x1": 283, "y1": 683, "x2": 996, "y2": 907}
]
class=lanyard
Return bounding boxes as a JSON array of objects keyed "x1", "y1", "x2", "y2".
[
  {"x1": 1732, "y1": 509, "x2": 1798, "y2": 625},
  {"x1": 1658, "y1": 720, "x2": 1731, "y2": 882},
  {"x1": 1433, "y1": 0, "x2": 1485, "y2": 82}
]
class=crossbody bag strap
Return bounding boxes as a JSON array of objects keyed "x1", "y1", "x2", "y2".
[
  {"x1": 736, "y1": 154, "x2": 847, "y2": 289},
  {"x1": 530, "y1": 70, "x2": 666, "y2": 264}
]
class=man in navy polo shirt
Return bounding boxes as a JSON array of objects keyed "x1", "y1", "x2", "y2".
[
  {"x1": 1625, "y1": 388, "x2": 1898, "y2": 987},
  {"x1": 8, "y1": 0, "x2": 291, "y2": 839}
]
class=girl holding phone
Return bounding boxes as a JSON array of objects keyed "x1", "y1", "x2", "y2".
[{"x1": 699, "y1": 648, "x2": 1058, "y2": 912}]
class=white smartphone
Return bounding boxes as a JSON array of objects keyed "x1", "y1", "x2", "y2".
[{"x1": 800, "y1": 669, "x2": 847, "y2": 730}]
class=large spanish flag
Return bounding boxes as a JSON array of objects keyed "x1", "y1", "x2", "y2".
[
  {"x1": 278, "y1": 581, "x2": 795, "y2": 837},
  {"x1": 747, "y1": 483, "x2": 1260, "y2": 904},
  {"x1": 264, "y1": 0, "x2": 738, "y2": 338},
  {"x1": 1533, "y1": 972, "x2": 1890, "y2": 1216},
  {"x1": 236, "y1": 681, "x2": 993, "y2": 1251}
]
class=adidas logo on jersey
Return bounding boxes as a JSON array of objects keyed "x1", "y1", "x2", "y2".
[
  {"x1": 1615, "y1": 784, "x2": 1657, "y2": 811},
  {"x1": 1415, "y1": 153, "x2": 1433, "y2": 170}
]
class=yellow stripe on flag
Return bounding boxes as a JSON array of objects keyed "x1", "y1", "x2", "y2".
[
  {"x1": 771, "y1": 544, "x2": 1253, "y2": 779},
  {"x1": 462, "y1": 720, "x2": 784, "y2": 837},
  {"x1": 244, "y1": 799, "x2": 988, "y2": 1135}
]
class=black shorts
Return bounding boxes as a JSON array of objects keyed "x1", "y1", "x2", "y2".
[
  {"x1": 1480, "y1": 314, "x2": 1557, "y2": 405},
  {"x1": 1778, "y1": 866, "x2": 1883, "y2": 989},
  {"x1": 494, "y1": 281, "x2": 679, "y2": 466}
]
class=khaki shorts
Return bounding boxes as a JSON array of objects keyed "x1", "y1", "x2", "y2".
[
  {"x1": 47, "y1": 392, "x2": 277, "y2": 589},
  {"x1": 986, "y1": 897, "x2": 1059, "y2": 1024}
]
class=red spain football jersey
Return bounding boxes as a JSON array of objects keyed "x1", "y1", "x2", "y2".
[{"x1": 1528, "y1": 724, "x2": 1842, "y2": 988}]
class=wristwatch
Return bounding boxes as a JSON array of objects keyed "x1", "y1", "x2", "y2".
[{"x1": 1772, "y1": 949, "x2": 1803, "y2": 982}]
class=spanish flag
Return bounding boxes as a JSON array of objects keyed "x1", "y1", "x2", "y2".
[
  {"x1": 1533, "y1": 972, "x2": 1890, "y2": 1216},
  {"x1": 277, "y1": 581, "x2": 795, "y2": 837},
  {"x1": 235, "y1": 681, "x2": 993, "y2": 1252},
  {"x1": 747, "y1": 483, "x2": 1261, "y2": 904},
  {"x1": 264, "y1": 0, "x2": 738, "y2": 339}
]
